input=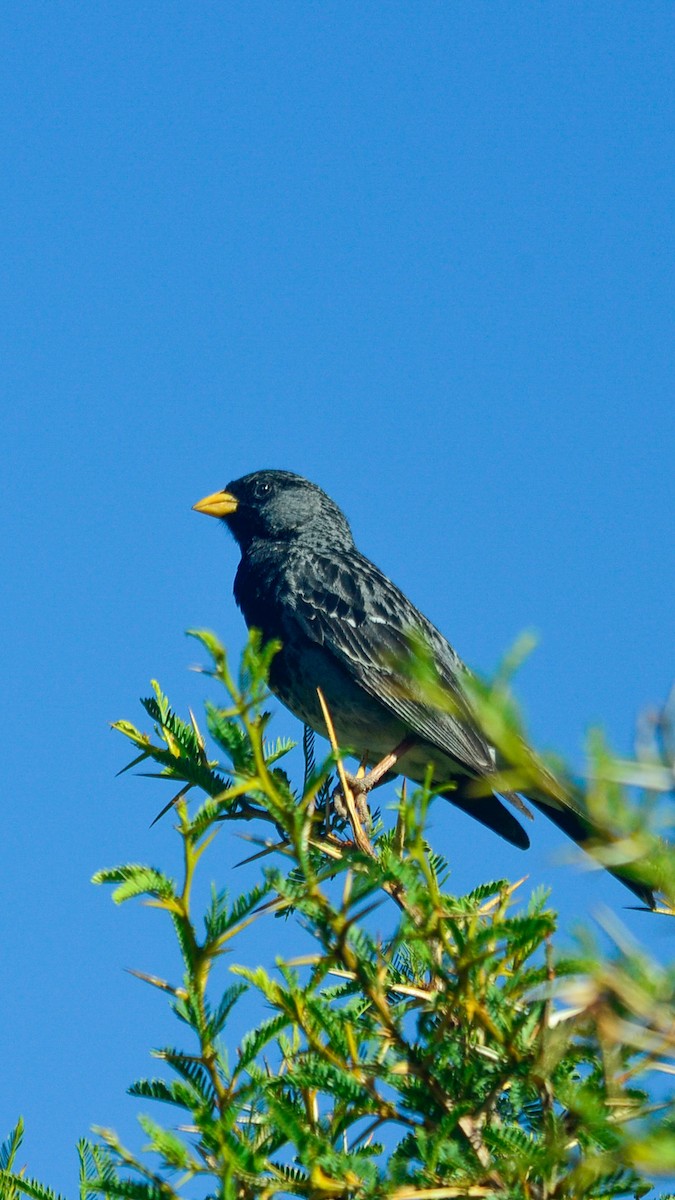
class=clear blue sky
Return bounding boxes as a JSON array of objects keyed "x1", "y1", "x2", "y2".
[{"x1": 2, "y1": 3, "x2": 674, "y2": 1191}]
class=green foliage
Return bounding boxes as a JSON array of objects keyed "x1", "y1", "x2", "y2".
[{"x1": 3, "y1": 631, "x2": 675, "y2": 1200}]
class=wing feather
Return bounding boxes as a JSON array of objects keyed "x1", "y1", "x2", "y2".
[{"x1": 289, "y1": 549, "x2": 494, "y2": 775}]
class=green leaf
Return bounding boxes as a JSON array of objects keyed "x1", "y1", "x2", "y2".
[
  {"x1": 263, "y1": 736, "x2": 296, "y2": 765},
  {"x1": 77, "y1": 1139, "x2": 117, "y2": 1200},
  {"x1": 92, "y1": 865, "x2": 177, "y2": 905},
  {"x1": 628, "y1": 1130, "x2": 675, "y2": 1173},
  {"x1": 137, "y1": 1116, "x2": 192, "y2": 1169},
  {"x1": 0, "y1": 1172, "x2": 66, "y2": 1200},
  {"x1": 82, "y1": 1181, "x2": 168, "y2": 1200},
  {"x1": 207, "y1": 983, "x2": 248, "y2": 1040},
  {"x1": 237, "y1": 1012, "x2": 289, "y2": 1071},
  {"x1": 186, "y1": 628, "x2": 227, "y2": 672},
  {"x1": 205, "y1": 702, "x2": 254, "y2": 770},
  {"x1": 0, "y1": 1118, "x2": 23, "y2": 1171},
  {"x1": 127, "y1": 1079, "x2": 177, "y2": 1107},
  {"x1": 203, "y1": 883, "x2": 270, "y2": 945},
  {"x1": 152, "y1": 1049, "x2": 218, "y2": 1108}
]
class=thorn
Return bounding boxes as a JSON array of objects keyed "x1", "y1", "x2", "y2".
[
  {"x1": 150, "y1": 784, "x2": 192, "y2": 827},
  {"x1": 126, "y1": 968, "x2": 187, "y2": 998}
]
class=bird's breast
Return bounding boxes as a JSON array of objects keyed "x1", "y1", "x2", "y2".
[
  {"x1": 269, "y1": 636, "x2": 469, "y2": 785},
  {"x1": 233, "y1": 548, "x2": 472, "y2": 786}
]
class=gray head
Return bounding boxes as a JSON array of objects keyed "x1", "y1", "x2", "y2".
[{"x1": 193, "y1": 469, "x2": 355, "y2": 552}]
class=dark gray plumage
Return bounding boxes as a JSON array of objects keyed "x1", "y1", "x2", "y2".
[{"x1": 194, "y1": 469, "x2": 655, "y2": 907}]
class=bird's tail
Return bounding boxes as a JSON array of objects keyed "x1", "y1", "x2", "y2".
[
  {"x1": 524, "y1": 784, "x2": 656, "y2": 909},
  {"x1": 447, "y1": 783, "x2": 532, "y2": 850}
]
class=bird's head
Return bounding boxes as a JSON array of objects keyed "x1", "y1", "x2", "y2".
[{"x1": 193, "y1": 469, "x2": 354, "y2": 552}]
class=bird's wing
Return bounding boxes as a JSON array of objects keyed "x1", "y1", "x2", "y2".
[{"x1": 289, "y1": 549, "x2": 495, "y2": 775}]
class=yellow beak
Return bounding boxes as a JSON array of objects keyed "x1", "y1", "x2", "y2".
[{"x1": 192, "y1": 489, "x2": 239, "y2": 518}]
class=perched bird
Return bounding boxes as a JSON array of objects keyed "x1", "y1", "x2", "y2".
[{"x1": 194, "y1": 469, "x2": 654, "y2": 907}]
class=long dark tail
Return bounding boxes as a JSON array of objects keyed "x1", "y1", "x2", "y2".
[
  {"x1": 445, "y1": 782, "x2": 531, "y2": 850},
  {"x1": 445, "y1": 773, "x2": 656, "y2": 907},
  {"x1": 524, "y1": 785, "x2": 656, "y2": 908}
]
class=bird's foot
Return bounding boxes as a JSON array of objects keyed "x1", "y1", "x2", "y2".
[
  {"x1": 332, "y1": 767, "x2": 372, "y2": 826},
  {"x1": 331, "y1": 735, "x2": 417, "y2": 826}
]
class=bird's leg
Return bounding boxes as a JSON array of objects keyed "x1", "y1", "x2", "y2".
[
  {"x1": 333, "y1": 753, "x2": 371, "y2": 824},
  {"x1": 335, "y1": 735, "x2": 417, "y2": 824},
  {"x1": 346, "y1": 734, "x2": 417, "y2": 793}
]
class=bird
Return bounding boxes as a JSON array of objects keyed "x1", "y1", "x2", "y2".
[{"x1": 193, "y1": 468, "x2": 655, "y2": 907}]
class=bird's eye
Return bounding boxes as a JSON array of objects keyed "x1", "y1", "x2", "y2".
[{"x1": 255, "y1": 480, "x2": 272, "y2": 498}]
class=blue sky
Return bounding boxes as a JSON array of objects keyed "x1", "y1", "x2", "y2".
[{"x1": 2, "y1": 3, "x2": 674, "y2": 1191}]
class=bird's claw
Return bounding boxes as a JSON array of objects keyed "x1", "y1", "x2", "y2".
[
  {"x1": 331, "y1": 737, "x2": 418, "y2": 828},
  {"x1": 331, "y1": 774, "x2": 372, "y2": 826}
]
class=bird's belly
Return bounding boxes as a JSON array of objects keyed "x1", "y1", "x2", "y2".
[
  {"x1": 270, "y1": 643, "x2": 468, "y2": 787},
  {"x1": 271, "y1": 642, "x2": 404, "y2": 747}
]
